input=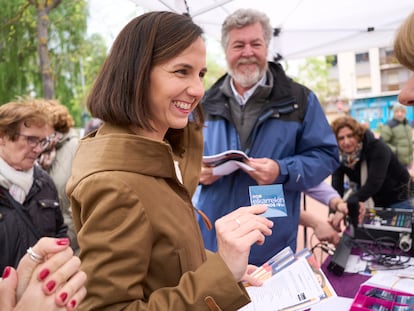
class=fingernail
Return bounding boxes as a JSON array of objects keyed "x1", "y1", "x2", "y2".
[
  {"x1": 56, "y1": 238, "x2": 70, "y2": 246},
  {"x1": 38, "y1": 268, "x2": 50, "y2": 281},
  {"x1": 70, "y1": 300, "x2": 77, "y2": 309},
  {"x1": 60, "y1": 292, "x2": 68, "y2": 303},
  {"x1": 46, "y1": 280, "x2": 56, "y2": 291},
  {"x1": 2, "y1": 266, "x2": 11, "y2": 279}
]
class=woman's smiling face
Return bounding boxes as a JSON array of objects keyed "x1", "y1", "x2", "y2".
[{"x1": 145, "y1": 37, "x2": 207, "y2": 140}]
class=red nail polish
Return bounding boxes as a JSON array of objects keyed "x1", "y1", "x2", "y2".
[
  {"x1": 46, "y1": 280, "x2": 56, "y2": 291},
  {"x1": 70, "y1": 300, "x2": 77, "y2": 309},
  {"x1": 60, "y1": 292, "x2": 68, "y2": 303},
  {"x1": 2, "y1": 266, "x2": 11, "y2": 279},
  {"x1": 56, "y1": 238, "x2": 70, "y2": 246},
  {"x1": 38, "y1": 268, "x2": 50, "y2": 281}
]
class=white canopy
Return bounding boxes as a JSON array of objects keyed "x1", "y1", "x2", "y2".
[{"x1": 130, "y1": 0, "x2": 414, "y2": 60}]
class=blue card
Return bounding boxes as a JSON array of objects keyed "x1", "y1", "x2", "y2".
[{"x1": 249, "y1": 184, "x2": 287, "y2": 218}]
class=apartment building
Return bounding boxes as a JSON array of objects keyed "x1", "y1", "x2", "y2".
[{"x1": 327, "y1": 47, "x2": 413, "y2": 129}]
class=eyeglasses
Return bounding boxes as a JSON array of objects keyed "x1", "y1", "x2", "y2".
[{"x1": 16, "y1": 133, "x2": 51, "y2": 150}]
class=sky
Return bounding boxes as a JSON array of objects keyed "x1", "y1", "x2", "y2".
[
  {"x1": 87, "y1": 0, "x2": 143, "y2": 48},
  {"x1": 86, "y1": 0, "x2": 227, "y2": 64},
  {"x1": 87, "y1": 0, "x2": 223, "y2": 52},
  {"x1": 86, "y1": 0, "x2": 300, "y2": 76}
]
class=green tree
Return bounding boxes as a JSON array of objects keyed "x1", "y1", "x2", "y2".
[
  {"x1": 294, "y1": 56, "x2": 340, "y2": 109},
  {"x1": 0, "y1": 0, "x2": 107, "y2": 125},
  {"x1": 204, "y1": 56, "x2": 226, "y2": 90},
  {"x1": 204, "y1": 39, "x2": 226, "y2": 90}
]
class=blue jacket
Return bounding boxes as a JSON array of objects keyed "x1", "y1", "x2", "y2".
[{"x1": 195, "y1": 62, "x2": 339, "y2": 265}]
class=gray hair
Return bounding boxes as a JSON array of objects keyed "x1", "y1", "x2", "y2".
[
  {"x1": 393, "y1": 102, "x2": 407, "y2": 112},
  {"x1": 221, "y1": 8, "x2": 273, "y2": 49}
]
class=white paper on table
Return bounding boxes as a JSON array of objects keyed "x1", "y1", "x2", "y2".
[
  {"x1": 363, "y1": 261, "x2": 414, "y2": 294},
  {"x1": 212, "y1": 160, "x2": 255, "y2": 175},
  {"x1": 239, "y1": 257, "x2": 325, "y2": 311},
  {"x1": 309, "y1": 296, "x2": 353, "y2": 311},
  {"x1": 344, "y1": 254, "x2": 369, "y2": 274}
]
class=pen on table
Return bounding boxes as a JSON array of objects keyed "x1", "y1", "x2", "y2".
[
  {"x1": 396, "y1": 272, "x2": 414, "y2": 279},
  {"x1": 281, "y1": 297, "x2": 320, "y2": 311}
]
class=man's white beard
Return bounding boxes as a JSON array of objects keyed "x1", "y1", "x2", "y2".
[
  {"x1": 229, "y1": 58, "x2": 266, "y2": 88},
  {"x1": 230, "y1": 68, "x2": 261, "y2": 88}
]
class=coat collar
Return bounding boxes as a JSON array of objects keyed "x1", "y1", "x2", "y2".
[{"x1": 71, "y1": 123, "x2": 177, "y2": 183}]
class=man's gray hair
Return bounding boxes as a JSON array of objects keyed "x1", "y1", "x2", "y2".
[{"x1": 221, "y1": 8, "x2": 273, "y2": 49}]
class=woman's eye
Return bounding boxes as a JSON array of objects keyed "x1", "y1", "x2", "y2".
[{"x1": 175, "y1": 69, "x2": 187, "y2": 75}]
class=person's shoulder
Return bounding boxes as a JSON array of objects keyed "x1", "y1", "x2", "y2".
[
  {"x1": 60, "y1": 131, "x2": 79, "y2": 147},
  {"x1": 63, "y1": 134, "x2": 79, "y2": 148},
  {"x1": 268, "y1": 62, "x2": 312, "y2": 106},
  {"x1": 362, "y1": 129, "x2": 377, "y2": 147},
  {"x1": 34, "y1": 164, "x2": 55, "y2": 183},
  {"x1": 365, "y1": 130, "x2": 391, "y2": 152},
  {"x1": 32, "y1": 165, "x2": 59, "y2": 198},
  {"x1": 386, "y1": 119, "x2": 399, "y2": 128},
  {"x1": 269, "y1": 62, "x2": 311, "y2": 90},
  {"x1": 201, "y1": 74, "x2": 231, "y2": 113}
]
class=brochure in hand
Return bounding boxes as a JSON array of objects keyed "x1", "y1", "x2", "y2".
[
  {"x1": 240, "y1": 247, "x2": 337, "y2": 311},
  {"x1": 202, "y1": 150, "x2": 254, "y2": 175},
  {"x1": 249, "y1": 184, "x2": 287, "y2": 218}
]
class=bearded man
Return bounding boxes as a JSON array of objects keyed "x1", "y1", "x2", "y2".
[{"x1": 194, "y1": 8, "x2": 340, "y2": 265}]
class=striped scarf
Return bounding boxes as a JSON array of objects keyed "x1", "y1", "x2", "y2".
[{"x1": 340, "y1": 142, "x2": 363, "y2": 169}]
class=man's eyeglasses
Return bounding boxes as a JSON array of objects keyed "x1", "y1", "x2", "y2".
[{"x1": 16, "y1": 133, "x2": 51, "y2": 150}]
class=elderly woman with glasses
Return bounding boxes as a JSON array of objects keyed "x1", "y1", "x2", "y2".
[{"x1": 0, "y1": 99, "x2": 68, "y2": 273}]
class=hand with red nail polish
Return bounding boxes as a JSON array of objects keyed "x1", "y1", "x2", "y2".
[
  {"x1": 16, "y1": 237, "x2": 70, "y2": 302},
  {"x1": 0, "y1": 237, "x2": 86, "y2": 311}
]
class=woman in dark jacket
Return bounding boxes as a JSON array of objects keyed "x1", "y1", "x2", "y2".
[
  {"x1": 331, "y1": 116, "x2": 412, "y2": 210},
  {"x1": 0, "y1": 99, "x2": 67, "y2": 272}
]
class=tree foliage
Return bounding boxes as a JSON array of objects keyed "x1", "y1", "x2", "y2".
[
  {"x1": 294, "y1": 56, "x2": 340, "y2": 109},
  {"x1": 0, "y1": 0, "x2": 107, "y2": 125},
  {"x1": 204, "y1": 56, "x2": 226, "y2": 91},
  {"x1": 203, "y1": 39, "x2": 226, "y2": 90}
]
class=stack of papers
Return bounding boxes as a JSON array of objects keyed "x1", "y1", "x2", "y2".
[
  {"x1": 364, "y1": 262, "x2": 414, "y2": 294},
  {"x1": 345, "y1": 254, "x2": 414, "y2": 294},
  {"x1": 203, "y1": 150, "x2": 254, "y2": 175},
  {"x1": 240, "y1": 247, "x2": 337, "y2": 311}
]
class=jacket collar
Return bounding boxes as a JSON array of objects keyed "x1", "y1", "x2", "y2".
[
  {"x1": 71, "y1": 123, "x2": 178, "y2": 182},
  {"x1": 202, "y1": 62, "x2": 294, "y2": 116}
]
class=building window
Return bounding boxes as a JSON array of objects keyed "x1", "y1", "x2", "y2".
[
  {"x1": 380, "y1": 47, "x2": 397, "y2": 65},
  {"x1": 381, "y1": 69, "x2": 400, "y2": 91},
  {"x1": 355, "y1": 52, "x2": 369, "y2": 63},
  {"x1": 384, "y1": 49, "x2": 394, "y2": 59},
  {"x1": 356, "y1": 75, "x2": 371, "y2": 94}
]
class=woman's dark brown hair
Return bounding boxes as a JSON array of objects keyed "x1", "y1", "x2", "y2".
[
  {"x1": 87, "y1": 11, "x2": 205, "y2": 130},
  {"x1": 331, "y1": 115, "x2": 366, "y2": 143}
]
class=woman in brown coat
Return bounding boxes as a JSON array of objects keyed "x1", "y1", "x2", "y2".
[{"x1": 67, "y1": 12, "x2": 273, "y2": 311}]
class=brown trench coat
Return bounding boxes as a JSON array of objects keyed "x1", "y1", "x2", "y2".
[{"x1": 67, "y1": 123, "x2": 250, "y2": 311}]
